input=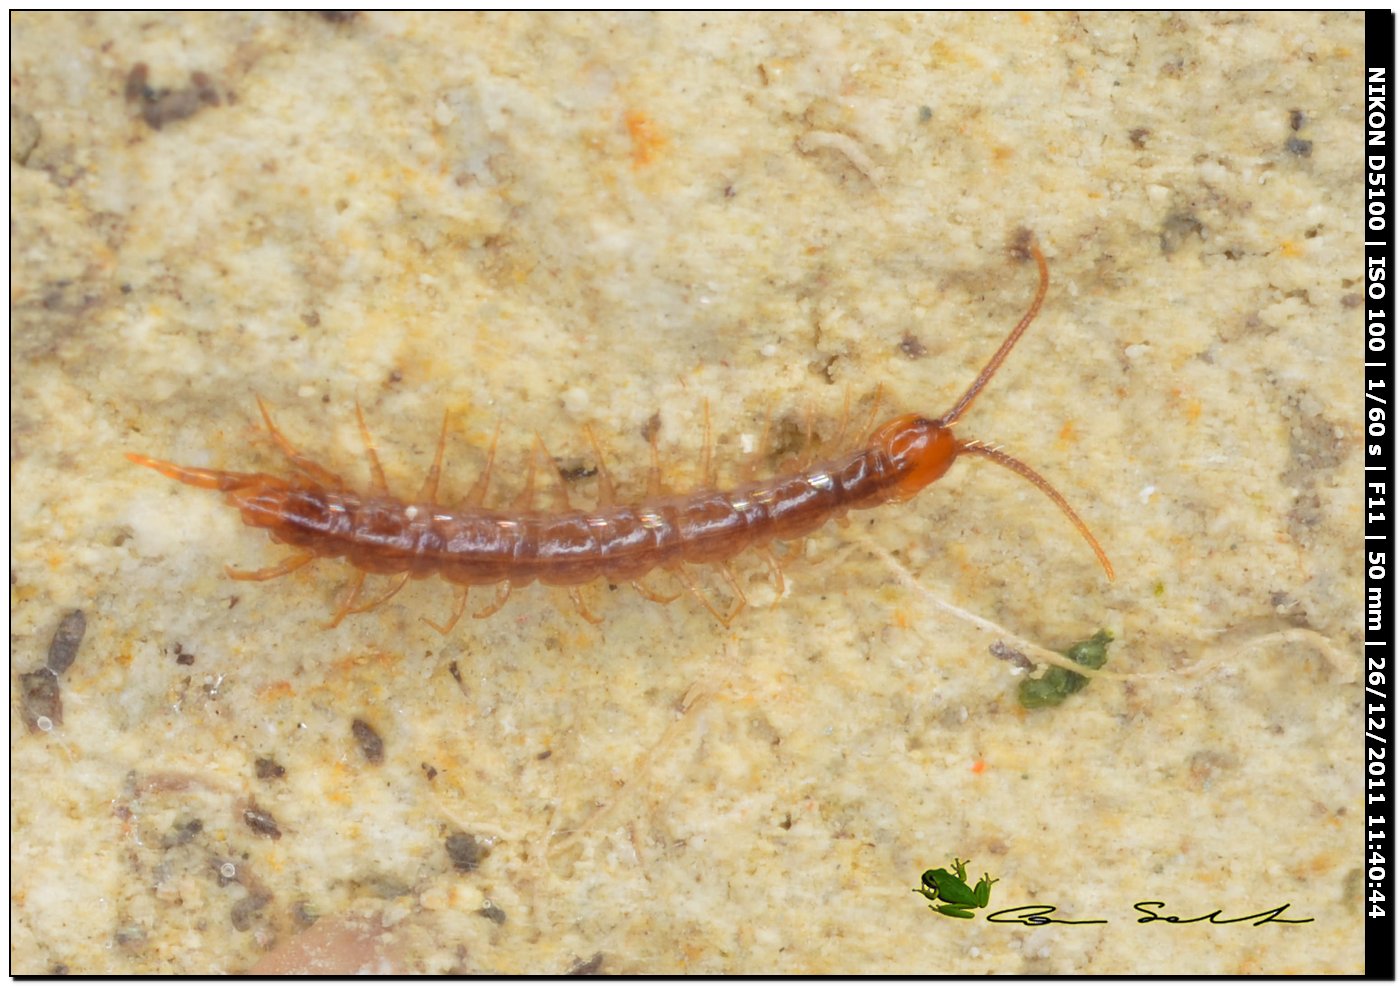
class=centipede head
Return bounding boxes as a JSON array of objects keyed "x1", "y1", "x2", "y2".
[{"x1": 866, "y1": 413, "x2": 959, "y2": 503}]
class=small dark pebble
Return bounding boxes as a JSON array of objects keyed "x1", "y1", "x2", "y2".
[
  {"x1": 20, "y1": 668, "x2": 62, "y2": 731},
  {"x1": 448, "y1": 661, "x2": 463, "y2": 687},
  {"x1": 1289, "y1": 108, "x2": 1305, "y2": 131},
  {"x1": 422, "y1": 762, "x2": 438, "y2": 780},
  {"x1": 230, "y1": 891, "x2": 272, "y2": 932},
  {"x1": 161, "y1": 816, "x2": 204, "y2": 849},
  {"x1": 917, "y1": 105, "x2": 932, "y2": 123},
  {"x1": 255, "y1": 757, "x2": 286, "y2": 780},
  {"x1": 46, "y1": 610, "x2": 86, "y2": 674},
  {"x1": 50, "y1": 964, "x2": 69, "y2": 975},
  {"x1": 351, "y1": 718, "x2": 384, "y2": 764},
  {"x1": 1128, "y1": 126, "x2": 1151, "y2": 149},
  {"x1": 174, "y1": 642, "x2": 195, "y2": 666},
  {"x1": 445, "y1": 831, "x2": 486, "y2": 873},
  {"x1": 478, "y1": 901, "x2": 507, "y2": 925},
  {"x1": 536, "y1": 749, "x2": 552, "y2": 761},
  {"x1": 566, "y1": 952, "x2": 604, "y2": 975},
  {"x1": 242, "y1": 805, "x2": 283, "y2": 840},
  {"x1": 319, "y1": 10, "x2": 359, "y2": 23},
  {"x1": 898, "y1": 333, "x2": 927, "y2": 359},
  {"x1": 1285, "y1": 137, "x2": 1313, "y2": 158}
]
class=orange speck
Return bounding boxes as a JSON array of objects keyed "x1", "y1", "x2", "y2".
[
  {"x1": 971, "y1": 759, "x2": 987, "y2": 774},
  {"x1": 1280, "y1": 239, "x2": 1303, "y2": 258},
  {"x1": 116, "y1": 650, "x2": 133, "y2": 668},
  {"x1": 1057, "y1": 420, "x2": 1077, "y2": 444},
  {"x1": 893, "y1": 608, "x2": 911, "y2": 630},
  {"x1": 624, "y1": 109, "x2": 665, "y2": 169},
  {"x1": 1185, "y1": 398, "x2": 1202, "y2": 423},
  {"x1": 259, "y1": 680, "x2": 295, "y2": 701}
]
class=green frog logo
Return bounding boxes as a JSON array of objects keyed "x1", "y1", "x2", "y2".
[{"x1": 914, "y1": 857, "x2": 999, "y2": 919}]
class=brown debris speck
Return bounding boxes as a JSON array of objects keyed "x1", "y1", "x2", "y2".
[
  {"x1": 254, "y1": 757, "x2": 286, "y2": 780},
  {"x1": 126, "y1": 63, "x2": 223, "y2": 131},
  {"x1": 46, "y1": 609, "x2": 86, "y2": 674},
  {"x1": 352, "y1": 718, "x2": 385, "y2": 764},
  {"x1": 242, "y1": 804, "x2": 283, "y2": 840},
  {"x1": 566, "y1": 953, "x2": 604, "y2": 975},
  {"x1": 19, "y1": 668, "x2": 62, "y2": 731},
  {"x1": 445, "y1": 831, "x2": 486, "y2": 872}
]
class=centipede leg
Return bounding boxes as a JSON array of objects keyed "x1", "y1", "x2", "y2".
[
  {"x1": 350, "y1": 572, "x2": 410, "y2": 614},
  {"x1": 225, "y1": 551, "x2": 315, "y2": 582},
  {"x1": 582, "y1": 425, "x2": 617, "y2": 507},
  {"x1": 825, "y1": 386, "x2": 854, "y2": 459},
  {"x1": 567, "y1": 586, "x2": 604, "y2": 625},
  {"x1": 417, "y1": 410, "x2": 451, "y2": 504},
  {"x1": 512, "y1": 447, "x2": 538, "y2": 510},
  {"x1": 716, "y1": 562, "x2": 750, "y2": 621},
  {"x1": 742, "y1": 403, "x2": 774, "y2": 483},
  {"x1": 473, "y1": 581, "x2": 513, "y2": 620},
  {"x1": 701, "y1": 399, "x2": 716, "y2": 488},
  {"x1": 325, "y1": 570, "x2": 368, "y2": 628},
  {"x1": 355, "y1": 401, "x2": 391, "y2": 496},
  {"x1": 668, "y1": 563, "x2": 739, "y2": 628},
  {"x1": 631, "y1": 577, "x2": 681, "y2": 605},
  {"x1": 795, "y1": 402, "x2": 817, "y2": 469},
  {"x1": 255, "y1": 396, "x2": 346, "y2": 488},
  {"x1": 755, "y1": 545, "x2": 786, "y2": 599},
  {"x1": 467, "y1": 421, "x2": 502, "y2": 507},
  {"x1": 855, "y1": 384, "x2": 884, "y2": 440},
  {"x1": 646, "y1": 422, "x2": 666, "y2": 498},
  {"x1": 423, "y1": 586, "x2": 469, "y2": 636},
  {"x1": 534, "y1": 432, "x2": 572, "y2": 511}
]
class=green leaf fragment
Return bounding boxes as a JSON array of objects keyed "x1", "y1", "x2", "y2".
[{"x1": 1017, "y1": 629, "x2": 1114, "y2": 709}]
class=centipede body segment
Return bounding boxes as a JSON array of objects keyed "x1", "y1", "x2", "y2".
[{"x1": 127, "y1": 238, "x2": 1113, "y2": 629}]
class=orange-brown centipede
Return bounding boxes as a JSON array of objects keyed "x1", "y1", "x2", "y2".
[{"x1": 127, "y1": 238, "x2": 1112, "y2": 629}]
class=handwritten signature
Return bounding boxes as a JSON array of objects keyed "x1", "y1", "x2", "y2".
[{"x1": 984, "y1": 902, "x2": 1313, "y2": 927}]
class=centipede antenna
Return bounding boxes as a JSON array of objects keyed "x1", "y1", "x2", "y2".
[
  {"x1": 957, "y1": 440, "x2": 1114, "y2": 581},
  {"x1": 939, "y1": 239, "x2": 1049, "y2": 428}
]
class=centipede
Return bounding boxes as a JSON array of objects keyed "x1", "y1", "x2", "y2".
[{"x1": 127, "y1": 236, "x2": 1113, "y2": 629}]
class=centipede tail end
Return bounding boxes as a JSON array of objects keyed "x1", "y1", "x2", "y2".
[{"x1": 126, "y1": 452, "x2": 257, "y2": 492}]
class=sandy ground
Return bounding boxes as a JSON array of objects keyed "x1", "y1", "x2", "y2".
[{"x1": 11, "y1": 12, "x2": 1364, "y2": 973}]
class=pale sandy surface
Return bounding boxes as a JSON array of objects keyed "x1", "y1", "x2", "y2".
[{"x1": 11, "y1": 12, "x2": 1364, "y2": 974}]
